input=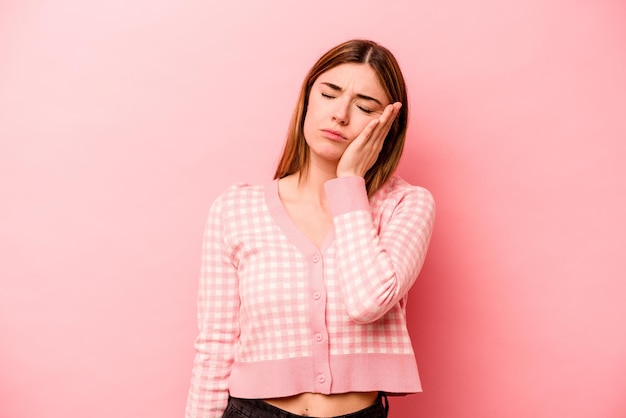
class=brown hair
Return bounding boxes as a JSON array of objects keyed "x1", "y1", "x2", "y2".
[{"x1": 273, "y1": 39, "x2": 409, "y2": 196}]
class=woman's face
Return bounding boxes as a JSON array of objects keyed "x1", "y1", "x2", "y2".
[{"x1": 303, "y1": 63, "x2": 391, "y2": 165}]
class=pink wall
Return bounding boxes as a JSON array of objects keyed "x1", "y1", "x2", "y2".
[{"x1": 1, "y1": 1, "x2": 625, "y2": 417}]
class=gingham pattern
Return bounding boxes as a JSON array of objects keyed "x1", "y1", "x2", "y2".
[{"x1": 185, "y1": 176, "x2": 435, "y2": 418}]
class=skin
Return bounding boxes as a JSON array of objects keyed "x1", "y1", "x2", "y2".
[
  {"x1": 304, "y1": 63, "x2": 402, "y2": 180},
  {"x1": 265, "y1": 63, "x2": 401, "y2": 416}
]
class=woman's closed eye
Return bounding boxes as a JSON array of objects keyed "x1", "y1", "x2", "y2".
[{"x1": 321, "y1": 91, "x2": 376, "y2": 114}]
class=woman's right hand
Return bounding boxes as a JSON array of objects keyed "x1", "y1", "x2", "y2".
[{"x1": 336, "y1": 102, "x2": 402, "y2": 179}]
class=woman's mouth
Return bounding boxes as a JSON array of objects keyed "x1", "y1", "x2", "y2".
[{"x1": 321, "y1": 129, "x2": 346, "y2": 141}]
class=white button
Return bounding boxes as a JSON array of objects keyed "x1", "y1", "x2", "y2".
[
  {"x1": 312, "y1": 254, "x2": 320, "y2": 263},
  {"x1": 315, "y1": 333, "x2": 323, "y2": 342},
  {"x1": 317, "y1": 374, "x2": 326, "y2": 383},
  {"x1": 313, "y1": 292, "x2": 321, "y2": 300}
]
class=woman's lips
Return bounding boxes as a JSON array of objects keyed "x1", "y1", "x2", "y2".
[{"x1": 321, "y1": 129, "x2": 346, "y2": 141}]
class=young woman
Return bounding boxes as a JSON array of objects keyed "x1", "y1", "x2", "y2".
[{"x1": 186, "y1": 39, "x2": 435, "y2": 418}]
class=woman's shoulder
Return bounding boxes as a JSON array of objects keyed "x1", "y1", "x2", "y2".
[
  {"x1": 375, "y1": 175, "x2": 435, "y2": 206},
  {"x1": 209, "y1": 181, "x2": 267, "y2": 213},
  {"x1": 220, "y1": 181, "x2": 265, "y2": 198}
]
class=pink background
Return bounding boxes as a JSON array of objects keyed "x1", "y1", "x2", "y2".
[{"x1": 1, "y1": 1, "x2": 625, "y2": 417}]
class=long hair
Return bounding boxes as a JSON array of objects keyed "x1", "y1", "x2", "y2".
[{"x1": 273, "y1": 39, "x2": 409, "y2": 196}]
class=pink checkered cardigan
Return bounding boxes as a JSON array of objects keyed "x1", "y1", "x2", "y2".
[{"x1": 185, "y1": 176, "x2": 435, "y2": 417}]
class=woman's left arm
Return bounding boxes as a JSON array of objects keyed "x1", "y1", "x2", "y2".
[{"x1": 325, "y1": 176, "x2": 435, "y2": 324}]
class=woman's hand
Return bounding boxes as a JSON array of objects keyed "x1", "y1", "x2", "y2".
[{"x1": 336, "y1": 102, "x2": 402, "y2": 178}]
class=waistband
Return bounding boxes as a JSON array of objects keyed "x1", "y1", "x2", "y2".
[{"x1": 225, "y1": 392, "x2": 389, "y2": 418}]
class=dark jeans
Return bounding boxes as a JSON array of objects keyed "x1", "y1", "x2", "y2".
[{"x1": 223, "y1": 393, "x2": 389, "y2": 418}]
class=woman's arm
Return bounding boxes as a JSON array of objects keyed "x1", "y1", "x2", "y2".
[
  {"x1": 325, "y1": 176, "x2": 435, "y2": 324},
  {"x1": 186, "y1": 193, "x2": 240, "y2": 418}
]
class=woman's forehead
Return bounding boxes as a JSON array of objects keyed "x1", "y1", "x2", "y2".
[{"x1": 315, "y1": 63, "x2": 388, "y2": 101}]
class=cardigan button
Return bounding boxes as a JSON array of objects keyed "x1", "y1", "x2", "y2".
[
  {"x1": 317, "y1": 374, "x2": 326, "y2": 383},
  {"x1": 313, "y1": 291, "x2": 321, "y2": 300},
  {"x1": 315, "y1": 333, "x2": 323, "y2": 342},
  {"x1": 312, "y1": 254, "x2": 320, "y2": 263}
]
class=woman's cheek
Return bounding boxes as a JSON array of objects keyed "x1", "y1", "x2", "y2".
[{"x1": 354, "y1": 116, "x2": 376, "y2": 137}]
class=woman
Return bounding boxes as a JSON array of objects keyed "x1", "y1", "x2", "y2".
[{"x1": 186, "y1": 39, "x2": 435, "y2": 418}]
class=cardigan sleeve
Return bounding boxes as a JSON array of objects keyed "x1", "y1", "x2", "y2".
[
  {"x1": 186, "y1": 192, "x2": 240, "y2": 418},
  {"x1": 324, "y1": 176, "x2": 435, "y2": 324}
]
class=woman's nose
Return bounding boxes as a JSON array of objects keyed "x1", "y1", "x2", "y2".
[{"x1": 331, "y1": 101, "x2": 349, "y2": 125}]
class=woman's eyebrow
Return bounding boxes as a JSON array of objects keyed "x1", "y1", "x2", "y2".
[{"x1": 320, "y1": 82, "x2": 383, "y2": 106}]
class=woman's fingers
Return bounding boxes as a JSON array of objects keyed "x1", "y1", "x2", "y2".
[
  {"x1": 336, "y1": 102, "x2": 402, "y2": 178},
  {"x1": 374, "y1": 102, "x2": 401, "y2": 141},
  {"x1": 365, "y1": 102, "x2": 401, "y2": 151},
  {"x1": 357, "y1": 102, "x2": 401, "y2": 148}
]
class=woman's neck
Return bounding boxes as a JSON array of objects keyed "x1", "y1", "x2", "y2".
[{"x1": 294, "y1": 161, "x2": 338, "y2": 206}]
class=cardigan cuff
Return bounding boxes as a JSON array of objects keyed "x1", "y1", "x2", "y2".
[{"x1": 324, "y1": 176, "x2": 370, "y2": 216}]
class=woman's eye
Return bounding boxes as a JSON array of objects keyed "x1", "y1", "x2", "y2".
[
  {"x1": 357, "y1": 106, "x2": 373, "y2": 114},
  {"x1": 321, "y1": 93, "x2": 335, "y2": 99}
]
